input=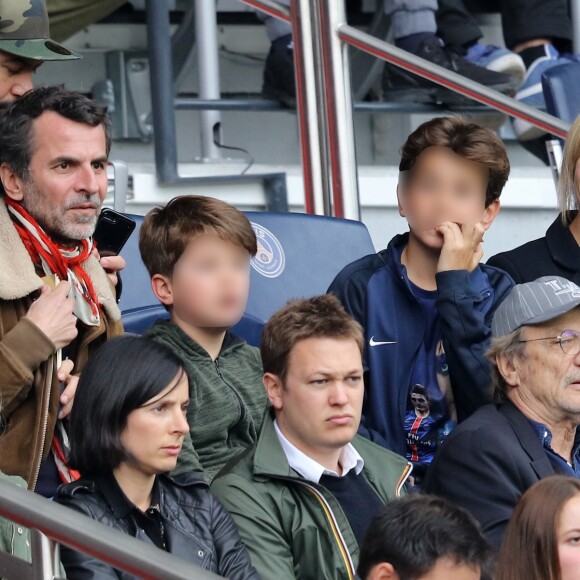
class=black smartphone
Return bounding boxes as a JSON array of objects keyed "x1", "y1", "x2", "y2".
[{"x1": 93, "y1": 209, "x2": 136, "y2": 257}]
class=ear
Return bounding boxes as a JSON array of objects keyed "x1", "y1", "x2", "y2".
[
  {"x1": 396, "y1": 183, "x2": 405, "y2": 218},
  {"x1": 0, "y1": 163, "x2": 25, "y2": 201},
  {"x1": 496, "y1": 351, "x2": 520, "y2": 388},
  {"x1": 263, "y1": 372, "x2": 284, "y2": 410},
  {"x1": 151, "y1": 274, "x2": 174, "y2": 307},
  {"x1": 366, "y1": 562, "x2": 399, "y2": 580},
  {"x1": 481, "y1": 199, "x2": 500, "y2": 231}
]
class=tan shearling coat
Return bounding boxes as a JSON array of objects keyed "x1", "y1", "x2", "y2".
[{"x1": 0, "y1": 201, "x2": 123, "y2": 489}]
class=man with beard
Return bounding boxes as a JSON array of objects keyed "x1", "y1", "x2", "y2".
[
  {"x1": 0, "y1": 0, "x2": 125, "y2": 282},
  {"x1": 0, "y1": 86, "x2": 123, "y2": 496}
]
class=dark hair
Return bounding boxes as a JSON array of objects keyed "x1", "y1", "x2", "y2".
[
  {"x1": 0, "y1": 86, "x2": 111, "y2": 193},
  {"x1": 357, "y1": 495, "x2": 492, "y2": 580},
  {"x1": 261, "y1": 294, "x2": 364, "y2": 382},
  {"x1": 139, "y1": 195, "x2": 257, "y2": 279},
  {"x1": 68, "y1": 336, "x2": 185, "y2": 476},
  {"x1": 496, "y1": 476, "x2": 580, "y2": 580},
  {"x1": 399, "y1": 116, "x2": 510, "y2": 207},
  {"x1": 410, "y1": 384, "x2": 427, "y2": 397}
]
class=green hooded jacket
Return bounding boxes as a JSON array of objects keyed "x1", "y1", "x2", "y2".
[
  {"x1": 145, "y1": 320, "x2": 267, "y2": 482},
  {"x1": 211, "y1": 412, "x2": 412, "y2": 580},
  {"x1": 0, "y1": 473, "x2": 31, "y2": 562}
]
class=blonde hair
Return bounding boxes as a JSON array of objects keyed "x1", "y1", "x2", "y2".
[{"x1": 558, "y1": 115, "x2": 580, "y2": 223}]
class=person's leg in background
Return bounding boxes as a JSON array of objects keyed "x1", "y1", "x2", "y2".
[
  {"x1": 502, "y1": 0, "x2": 572, "y2": 55},
  {"x1": 436, "y1": 0, "x2": 525, "y2": 81},
  {"x1": 257, "y1": 6, "x2": 295, "y2": 107},
  {"x1": 381, "y1": 0, "x2": 515, "y2": 103},
  {"x1": 435, "y1": 0, "x2": 482, "y2": 54},
  {"x1": 46, "y1": 0, "x2": 128, "y2": 42},
  {"x1": 259, "y1": 0, "x2": 515, "y2": 106},
  {"x1": 499, "y1": 0, "x2": 574, "y2": 140}
]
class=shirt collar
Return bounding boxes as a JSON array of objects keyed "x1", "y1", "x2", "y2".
[
  {"x1": 273, "y1": 420, "x2": 364, "y2": 483},
  {"x1": 528, "y1": 420, "x2": 580, "y2": 463},
  {"x1": 95, "y1": 472, "x2": 162, "y2": 519}
]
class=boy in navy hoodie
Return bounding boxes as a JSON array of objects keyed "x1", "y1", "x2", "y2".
[{"x1": 329, "y1": 116, "x2": 513, "y2": 484}]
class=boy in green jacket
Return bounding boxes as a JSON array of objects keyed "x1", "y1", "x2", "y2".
[
  {"x1": 139, "y1": 195, "x2": 267, "y2": 482},
  {"x1": 212, "y1": 295, "x2": 411, "y2": 580}
]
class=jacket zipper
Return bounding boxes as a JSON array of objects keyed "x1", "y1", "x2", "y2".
[
  {"x1": 30, "y1": 357, "x2": 54, "y2": 491},
  {"x1": 396, "y1": 462, "x2": 413, "y2": 496},
  {"x1": 10, "y1": 522, "x2": 15, "y2": 555},
  {"x1": 214, "y1": 359, "x2": 247, "y2": 426},
  {"x1": 298, "y1": 463, "x2": 413, "y2": 579},
  {"x1": 267, "y1": 460, "x2": 411, "y2": 579},
  {"x1": 299, "y1": 482, "x2": 355, "y2": 580}
]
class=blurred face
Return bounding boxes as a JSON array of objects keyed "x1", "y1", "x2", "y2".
[
  {"x1": 0, "y1": 51, "x2": 39, "y2": 102},
  {"x1": 266, "y1": 337, "x2": 364, "y2": 469},
  {"x1": 1, "y1": 110, "x2": 108, "y2": 244},
  {"x1": 167, "y1": 234, "x2": 251, "y2": 328},
  {"x1": 508, "y1": 308, "x2": 580, "y2": 423},
  {"x1": 398, "y1": 146, "x2": 498, "y2": 250},
  {"x1": 558, "y1": 494, "x2": 580, "y2": 580},
  {"x1": 411, "y1": 392, "x2": 429, "y2": 414},
  {"x1": 120, "y1": 371, "x2": 190, "y2": 476}
]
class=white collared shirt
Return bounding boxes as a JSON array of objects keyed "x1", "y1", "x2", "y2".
[{"x1": 273, "y1": 420, "x2": 364, "y2": 483}]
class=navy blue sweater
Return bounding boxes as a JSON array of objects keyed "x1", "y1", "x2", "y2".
[{"x1": 328, "y1": 232, "x2": 514, "y2": 457}]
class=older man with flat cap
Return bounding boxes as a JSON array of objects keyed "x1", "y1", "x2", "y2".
[{"x1": 424, "y1": 275, "x2": 580, "y2": 549}]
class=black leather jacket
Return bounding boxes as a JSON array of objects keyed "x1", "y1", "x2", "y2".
[{"x1": 55, "y1": 472, "x2": 259, "y2": 579}]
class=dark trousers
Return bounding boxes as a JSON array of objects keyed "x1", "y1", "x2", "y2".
[{"x1": 436, "y1": 0, "x2": 572, "y2": 53}]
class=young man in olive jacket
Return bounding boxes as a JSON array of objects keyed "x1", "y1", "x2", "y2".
[{"x1": 212, "y1": 295, "x2": 412, "y2": 580}]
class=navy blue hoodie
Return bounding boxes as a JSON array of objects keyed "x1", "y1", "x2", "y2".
[{"x1": 328, "y1": 232, "x2": 514, "y2": 457}]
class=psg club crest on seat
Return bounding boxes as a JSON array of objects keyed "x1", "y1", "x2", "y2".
[{"x1": 250, "y1": 222, "x2": 285, "y2": 279}]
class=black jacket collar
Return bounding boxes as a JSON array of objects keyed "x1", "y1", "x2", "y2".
[
  {"x1": 546, "y1": 212, "x2": 580, "y2": 283},
  {"x1": 499, "y1": 402, "x2": 556, "y2": 480},
  {"x1": 94, "y1": 472, "x2": 162, "y2": 520}
]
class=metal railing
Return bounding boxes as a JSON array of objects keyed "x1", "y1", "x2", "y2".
[
  {"x1": 0, "y1": 478, "x2": 221, "y2": 579},
  {"x1": 143, "y1": 0, "x2": 289, "y2": 214},
  {"x1": 240, "y1": 0, "x2": 572, "y2": 220},
  {"x1": 142, "y1": 0, "x2": 572, "y2": 219}
]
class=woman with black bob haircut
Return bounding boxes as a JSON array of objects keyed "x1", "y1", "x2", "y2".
[{"x1": 55, "y1": 335, "x2": 258, "y2": 579}]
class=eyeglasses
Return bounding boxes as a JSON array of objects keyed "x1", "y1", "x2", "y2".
[{"x1": 519, "y1": 329, "x2": 580, "y2": 356}]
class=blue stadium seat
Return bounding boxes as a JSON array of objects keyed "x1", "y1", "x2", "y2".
[
  {"x1": 542, "y1": 62, "x2": 580, "y2": 122},
  {"x1": 119, "y1": 211, "x2": 375, "y2": 340},
  {"x1": 122, "y1": 303, "x2": 264, "y2": 346},
  {"x1": 121, "y1": 304, "x2": 168, "y2": 335},
  {"x1": 243, "y1": 211, "x2": 375, "y2": 321},
  {"x1": 118, "y1": 214, "x2": 157, "y2": 313}
]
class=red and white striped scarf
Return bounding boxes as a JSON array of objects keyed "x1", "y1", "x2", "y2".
[{"x1": 5, "y1": 197, "x2": 101, "y2": 326}]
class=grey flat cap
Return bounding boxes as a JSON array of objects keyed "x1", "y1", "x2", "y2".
[{"x1": 492, "y1": 276, "x2": 580, "y2": 338}]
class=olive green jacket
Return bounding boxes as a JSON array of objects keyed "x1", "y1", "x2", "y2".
[
  {"x1": 211, "y1": 412, "x2": 412, "y2": 580},
  {"x1": 0, "y1": 473, "x2": 31, "y2": 562},
  {"x1": 145, "y1": 320, "x2": 267, "y2": 482}
]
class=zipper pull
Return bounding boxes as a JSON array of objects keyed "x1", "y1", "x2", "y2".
[{"x1": 214, "y1": 359, "x2": 222, "y2": 378}]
